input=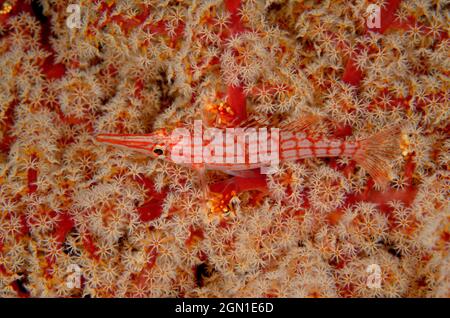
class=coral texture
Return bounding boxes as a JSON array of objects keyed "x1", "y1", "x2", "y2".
[{"x1": 0, "y1": 0, "x2": 448, "y2": 297}]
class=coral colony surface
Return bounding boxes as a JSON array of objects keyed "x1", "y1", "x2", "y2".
[{"x1": 0, "y1": 0, "x2": 448, "y2": 298}]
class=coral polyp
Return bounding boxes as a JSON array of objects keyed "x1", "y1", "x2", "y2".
[{"x1": 0, "y1": 0, "x2": 448, "y2": 298}]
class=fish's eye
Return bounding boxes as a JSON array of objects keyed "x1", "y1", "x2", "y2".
[{"x1": 153, "y1": 146, "x2": 164, "y2": 156}]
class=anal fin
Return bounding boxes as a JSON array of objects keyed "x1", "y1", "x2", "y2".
[{"x1": 221, "y1": 168, "x2": 262, "y2": 178}]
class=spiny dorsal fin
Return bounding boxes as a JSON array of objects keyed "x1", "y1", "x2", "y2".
[
  {"x1": 279, "y1": 114, "x2": 325, "y2": 132},
  {"x1": 237, "y1": 116, "x2": 271, "y2": 130},
  {"x1": 208, "y1": 112, "x2": 327, "y2": 132},
  {"x1": 233, "y1": 113, "x2": 326, "y2": 131}
]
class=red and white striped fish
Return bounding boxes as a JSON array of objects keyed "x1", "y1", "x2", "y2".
[{"x1": 96, "y1": 116, "x2": 402, "y2": 188}]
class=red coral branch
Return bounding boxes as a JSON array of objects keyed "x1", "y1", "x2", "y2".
[
  {"x1": 185, "y1": 226, "x2": 204, "y2": 248},
  {"x1": 82, "y1": 232, "x2": 99, "y2": 260},
  {"x1": 224, "y1": 0, "x2": 244, "y2": 35},
  {"x1": 367, "y1": 0, "x2": 402, "y2": 34},
  {"x1": 27, "y1": 159, "x2": 38, "y2": 194},
  {"x1": 226, "y1": 84, "x2": 247, "y2": 124},
  {"x1": 134, "y1": 175, "x2": 167, "y2": 222},
  {"x1": 342, "y1": 54, "x2": 364, "y2": 86},
  {"x1": 54, "y1": 212, "x2": 74, "y2": 244}
]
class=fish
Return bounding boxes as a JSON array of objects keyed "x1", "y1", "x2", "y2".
[{"x1": 95, "y1": 115, "x2": 403, "y2": 188}]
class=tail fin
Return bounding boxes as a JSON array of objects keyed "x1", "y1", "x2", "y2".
[{"x1": 353, "y1": 125, "x2": 403, "y2": 189}]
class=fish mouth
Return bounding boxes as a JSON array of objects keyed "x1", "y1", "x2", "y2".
[{"x1": 95, "y1": 133, "x2": 155, "y2": 153}]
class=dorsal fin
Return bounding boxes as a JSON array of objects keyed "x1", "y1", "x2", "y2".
[
  {"x1": 230, "y1": 113, "x2": 326, "y2": 132},
  {"x1": 200, "y1": 110, "x2": 327, "y2": 132},
  {"x1": 279, "y1": 114, "x2": 325, "y2": 132},
  {"x1": 236, "y1": 116, "x2": 271, "y2": 129}
]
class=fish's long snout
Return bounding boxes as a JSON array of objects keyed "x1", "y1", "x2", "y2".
[{"x1": 95, "y1": 133, "x2": 154, "y2": 153}]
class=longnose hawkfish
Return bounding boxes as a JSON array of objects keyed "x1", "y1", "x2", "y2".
[{"x1": 95, "y1": 115, "x2": 403, "y2": 189}]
